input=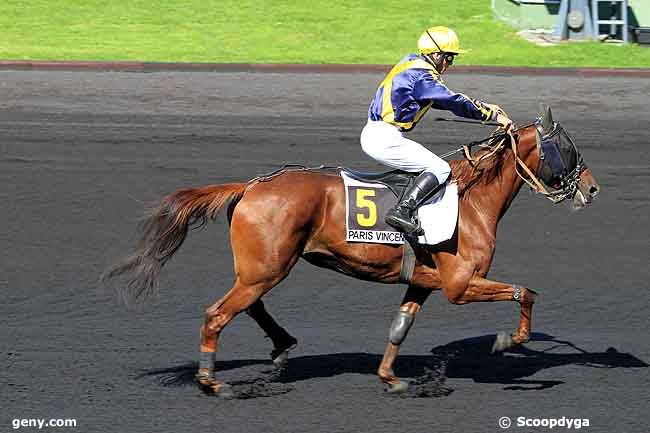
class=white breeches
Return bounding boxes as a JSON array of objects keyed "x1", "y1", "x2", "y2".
[{"x1": 360, "y1": 120, "x2": 451, "y2": 182}]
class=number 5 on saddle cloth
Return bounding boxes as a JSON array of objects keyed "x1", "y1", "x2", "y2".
[{"x1": 341, "y1": 169, "x2": 458, "y2": 246}]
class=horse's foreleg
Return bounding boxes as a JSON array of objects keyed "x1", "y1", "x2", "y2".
[
  {"x1": 246, "y1": 299, "x2": 297, "y2": 368},
  {"x1": 378, "y1": 285, "x2": 433, "y2": 393},
  {"x1": 447, "y1": 276, "x2": 538, "y2": 348},
  {"x1": 511, "y1": 285, "x2": 538, "y2": 344}
]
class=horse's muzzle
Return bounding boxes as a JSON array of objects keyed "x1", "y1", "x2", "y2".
[{"x1": 574, "y1": 168, "x2": 600, "y2": 207}]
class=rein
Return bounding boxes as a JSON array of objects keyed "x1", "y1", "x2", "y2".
[
  {"x1": 507, "y1": 129, "x2": 558, "y2": 201},
  {"x1": 440, "y1": 133, "x2": 507, "y2": 159}
]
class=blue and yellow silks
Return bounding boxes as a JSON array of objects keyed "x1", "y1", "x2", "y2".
[{"x1": 368, "y1": 54, "x2": 495, "y2": 132}]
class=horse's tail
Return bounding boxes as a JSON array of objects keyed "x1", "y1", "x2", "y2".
[{"x1": 101, "y1": 183, "x2": 247, "y2": 304}]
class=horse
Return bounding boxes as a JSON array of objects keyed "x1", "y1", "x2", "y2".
[{"x1": 103, "y1": 106, "x2": 600, "y2": 397}]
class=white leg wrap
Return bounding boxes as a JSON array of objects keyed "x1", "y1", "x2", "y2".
[
  {"x1": 199, "y1": 352, "x2": 216, "y2": 370},
  {"x1": 389, "y1": 311, "x2": 415, "y2": 345}
]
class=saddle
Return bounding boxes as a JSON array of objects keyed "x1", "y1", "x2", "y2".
[
  {"x1": 342, "y1": 168, "x2": 446, "y2": 203},
  {"x1": 341, "y1": 168, "x2": 416, "y2": 198}
]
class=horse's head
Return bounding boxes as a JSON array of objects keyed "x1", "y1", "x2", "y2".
[{"x1": 532, "y1": 106, "x2": 600, "y2": 209}]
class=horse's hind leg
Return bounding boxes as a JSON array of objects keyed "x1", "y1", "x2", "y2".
[
  {"x1": 197, "y1": 278, "x2": 284, "y2": 396},
  {"x1": 197, "y1": 207, "x2": 305, "y2": 396},
  {"x1": 246, "y1": 299, "x2": 297, "y2": 368}
]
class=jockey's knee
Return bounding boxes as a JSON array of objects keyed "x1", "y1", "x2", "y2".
[{"x1": 424, "y1": 159, "x2": 451, "y2": 183}]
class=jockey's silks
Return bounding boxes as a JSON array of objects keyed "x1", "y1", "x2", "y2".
[{"x1": 368, "y1": 54, "x2": 495, "y2": 131}]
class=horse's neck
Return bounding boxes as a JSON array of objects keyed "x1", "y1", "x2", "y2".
[{"x1": 466, "y1": 128, "x2": 540, "y2": 223}]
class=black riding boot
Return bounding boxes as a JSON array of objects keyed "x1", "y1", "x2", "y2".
[{"x1": 385, "y1": 171, "x2": 440, "y2": 235}]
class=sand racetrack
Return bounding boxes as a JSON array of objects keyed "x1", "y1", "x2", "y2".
[{"x1": 1, "y1": 70, "x2": 649, "y2": 433}]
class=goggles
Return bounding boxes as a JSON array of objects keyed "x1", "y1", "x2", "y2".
[{"x1": 443, "y1": 53, "x2": 455, "y2": 65}]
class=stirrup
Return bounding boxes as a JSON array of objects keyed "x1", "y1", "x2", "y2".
[
  {"x1": 407, "y1": 219, "x2": 424, "y2": 237},
  {"x1": 402, "y1": 215, "x2": 424, "y2": 236},
  {"x1": 386, "y1": 209, "x2": 423, "y2": 236}
]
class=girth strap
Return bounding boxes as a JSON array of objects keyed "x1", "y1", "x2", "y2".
[{"x1": 399, "y1": 237, "x2": 416, "y2": 284}]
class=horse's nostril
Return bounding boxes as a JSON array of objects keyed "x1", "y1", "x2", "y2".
[{"x1": 589, "y1": 185, "x2": 599, "y2": 196}]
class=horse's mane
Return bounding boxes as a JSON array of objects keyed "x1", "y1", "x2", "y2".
[{"x1": 450, "y1": 136, "x2": 513, "y2": 197}]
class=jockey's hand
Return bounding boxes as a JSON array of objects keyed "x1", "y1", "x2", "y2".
[
  {"x1": 488, "y1": 103, "x2": 508, "y2": 117},
  {"x1": 496, "y1": 113, "x2": 513, "y2": 132}
]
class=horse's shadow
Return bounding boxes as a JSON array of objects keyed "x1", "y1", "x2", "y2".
[{"x1": 137, "y1": 333, "x2": 647, "y2": 398}]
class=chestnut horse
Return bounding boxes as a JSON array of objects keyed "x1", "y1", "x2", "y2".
[{"x1": 104, "y1": 107, "x2": 600, "y2": 396}]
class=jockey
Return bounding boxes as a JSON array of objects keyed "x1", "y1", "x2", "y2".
[{"x1": 361, "y1": 26, "x2": 513, "y2": 236}]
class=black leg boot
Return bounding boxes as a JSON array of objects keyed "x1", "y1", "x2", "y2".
[{"x1": 385, "y1": 171, "x2": 441, "y2": 235}]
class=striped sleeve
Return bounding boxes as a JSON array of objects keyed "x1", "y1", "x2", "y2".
[{"x1": 413, "y1": 73, "x2": 496, "y2": 122}]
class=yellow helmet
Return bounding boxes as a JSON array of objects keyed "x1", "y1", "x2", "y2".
[{"x1": 418, "y1": 26, "x2": 468, "y2": 55}]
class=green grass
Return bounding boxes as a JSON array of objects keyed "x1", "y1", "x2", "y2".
[{"x1": 1, "y1": 0, "x2": 649, "y2": 67}]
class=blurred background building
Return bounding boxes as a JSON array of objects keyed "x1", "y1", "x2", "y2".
[{"x1": 492, "y1": 0, "x2": 650, "y2": 44}]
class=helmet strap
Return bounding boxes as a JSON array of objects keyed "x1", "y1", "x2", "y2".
[
  {"x1": 423, "y1": 53, "x2": 445, "y2": 74},
  {"x1": 425, "y1": 30, "x2": 446, "y2": 73}
]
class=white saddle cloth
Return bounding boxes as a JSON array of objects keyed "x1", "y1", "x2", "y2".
[
  {"x1": 416, "y1": 182, "x2": 458, "y2": 245},
  {"x1": 340, "y1": 171, "x2": 458, "y2": 246}
]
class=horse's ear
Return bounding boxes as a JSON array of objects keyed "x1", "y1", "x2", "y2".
[
  {"x1": 542, "y1": 105, "x2": 554, "y2": 131},
  {"x1": 538, "y1": 103, "x2": 547, "y2": 125}
]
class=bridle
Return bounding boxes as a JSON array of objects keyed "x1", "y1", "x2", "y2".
[
  {"x1": 531, "y1": 119, "x2": 586, "y2": 203},
  {"x1": 457, "y1": 120, "x2": 585, "y2": 204}
]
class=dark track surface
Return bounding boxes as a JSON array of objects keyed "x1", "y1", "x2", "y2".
[{"x1": 2, "y1": 70, "x2": 649, "y2": 433}]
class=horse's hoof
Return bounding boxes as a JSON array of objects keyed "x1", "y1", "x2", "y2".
[
  {"x1": 385, "y1": 380, "x2": 409, "y2": 394},
  {"x1": 200, "y1": 381, "x2": 234, "y2": 399},
  {"x1": 491, "y1": 331, "x2": 515, "y2": 353},
  {"x1": 271, "y1": 339, "x2": 297, "y2": 370},
  {"x1": 196, "y1": 372, "x2": 234, "y2": 399},
  {"x1": 213, "y1": 383, "x2": 234, "y2": 399},
  {"x1": 196, "y1": 370, "x2": 214, "y2": 387},
  {"x1": 511, "y1": 333, "x2": 530, "y2": 345},
  {"x1": 272, "y1": 350, "x2": 290, "y2": 369}
]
